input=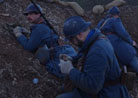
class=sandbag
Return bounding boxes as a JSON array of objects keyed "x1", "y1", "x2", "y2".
[
  {"x1": 125, "y1": 72, "x2": 136, "y2": 91},
  {"x1": 51, "y1": 0, "x2": 84, "y2": 16},
  {"x1": 105, "y1": 0, "x2": 126, "y2": 10},
  {"x1": 92, "y1": 5, "x2": 105, "y2": 14},
  {"x1": 58, "y1": 0, "x2": 69, "y2": 7},
  {"x1": 67, "y1": 2, "x2": 84, "y2": 16}
]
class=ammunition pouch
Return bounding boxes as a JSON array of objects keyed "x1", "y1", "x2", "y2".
[
  {"x1": 35, "y1": 45, "x2": 50, "y2": 65},
  {"x1": 123, "y1": 72, "x2": 136, "y2": 91},
  {"x1": 120, "y1": 65, "x2": 136, "y2": 91}
]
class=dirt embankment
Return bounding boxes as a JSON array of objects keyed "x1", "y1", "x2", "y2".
[{"x1": 0, "y1": 0, "x2": 138, "y2": 98}]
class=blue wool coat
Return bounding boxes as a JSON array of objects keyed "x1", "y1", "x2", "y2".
[
  {"x1": 17, "y1": 22, "x2": 77, "y2": 77},
  {"x1": 97, "y1": 17, "x2": 136, "y2": 65},
  {"x1": 17, "y1": 22, "x2": 58, "y2": 52},
  {"x1": 69, "y1": 29, "x2": 129, "y2": 98}
]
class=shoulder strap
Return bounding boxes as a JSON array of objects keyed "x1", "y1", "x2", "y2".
[
  {"x1": 84, "y1": 35, "x2": 106, "y2": 59},
  {"x1": 80, "y1": 35, "x2": 107, "y2": 71},
  {"x1": 99, "y1": 18, "x2": 111, "y2": 30},
  {"x1": 77, "y1": 35, "x2": 106, "y2": 98}
]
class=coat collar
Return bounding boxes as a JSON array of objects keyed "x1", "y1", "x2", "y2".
[
  {"x1": 30, "y1": 21, "x2": 47, "y2": 31},
  {"x1": 79, "y1": 28, "x2": 101, "y2": 53}
]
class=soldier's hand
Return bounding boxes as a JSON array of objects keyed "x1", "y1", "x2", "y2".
[
  {"x1": 59, "y1": 54, "x2": 72, "y2": 61},
  {"x1": 59, "y1": 59, "x2": 74, "y2": 74},
  {"x1": 13, "y1": 26, "x2": 23, "y2": 37},
  {"x1": 21, "y1": 27, "x2": 30, "y2": 35}
]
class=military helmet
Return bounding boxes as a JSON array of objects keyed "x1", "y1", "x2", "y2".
[
  {"x1": 24, "y1": 3, "x2": 44, "y2": 15},
  {"x1": 108, "y1": 6, "x2": 120, "y2": 15},
  {"x1": 63, "y1": 16, "x2": 91, "y2": 38}
]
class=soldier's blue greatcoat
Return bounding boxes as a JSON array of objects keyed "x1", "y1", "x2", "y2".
[
  {"x1": 17, "y1": 22, "x2": 77, "y2": 78},
  {"x1": 57, "y1": 29, "x2": 129, "y2": 98},
  {"x1": 17, "y1": 23, "x2": 58, "y2": 52},
  {"x1": 97, "y1": 17, "x2": 137, "y2": 65}
]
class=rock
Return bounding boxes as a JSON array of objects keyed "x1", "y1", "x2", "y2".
[{"x1": 33, "y1": 78, "x2": 39, "y2": 84}]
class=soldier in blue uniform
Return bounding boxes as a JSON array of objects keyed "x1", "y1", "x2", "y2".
[
  {"x1": 12, "y1": 3, "x2": 77, "y2": 78},
  {"x1": 97, "y1": 6, "x2": 138, "y2": 74},
  {"x1": 56, "y1": 16, "x2": 129, "y2": 98}
]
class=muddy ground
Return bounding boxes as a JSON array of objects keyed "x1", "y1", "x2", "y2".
[{"x1": 0, "y1": 0, "x2": 138, "y2": 98}]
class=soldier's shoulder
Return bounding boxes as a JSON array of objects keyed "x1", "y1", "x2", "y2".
[
  {"x1": 35, "y1": 23, "x2": 50, "y2": 30},
  {"x1": 107, "y1": 17, "x2": 121, "y2": 23}
]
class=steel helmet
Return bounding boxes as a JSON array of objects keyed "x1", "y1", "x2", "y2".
[
  {"x1": 24, "y1": 3, "x2": 44, "y2": 15},
  {"x1": 108, "y1": 6, "x2": 120, "y2": 15},
  {"x1": 63, "y1": 16, "x2": 91, "y2": 38}
]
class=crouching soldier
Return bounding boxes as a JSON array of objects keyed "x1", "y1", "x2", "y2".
[
  {"x1": 11, "y1": 3, "x2": 77, "y2": 78},
  {"x1": 97, "y1": 6, "x2": 138, "y2": 74},
  {"x1": 56, "y1": 16, "x2": 129, "y2": 98}
]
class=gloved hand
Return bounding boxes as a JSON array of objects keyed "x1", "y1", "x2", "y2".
[
  {"x1": 59, "y1": 59, "x2": 74, "y2": 74},
  {"x1": 35, "y1": 45, "x2": 50, "y2": 65},
  {"x1": 13, "y1": 26, "x2": 23, "y2": 37},
  {"x1": 59, "y1": 54, "x2": 72, "y2": 61},
  {"x1": 21, "y1": 27, "x2": 30, "y2": 35}
]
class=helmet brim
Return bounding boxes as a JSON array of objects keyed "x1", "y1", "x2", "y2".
[{"x1": 68, "y1": 21, "x2": 91, "y2": 38}]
